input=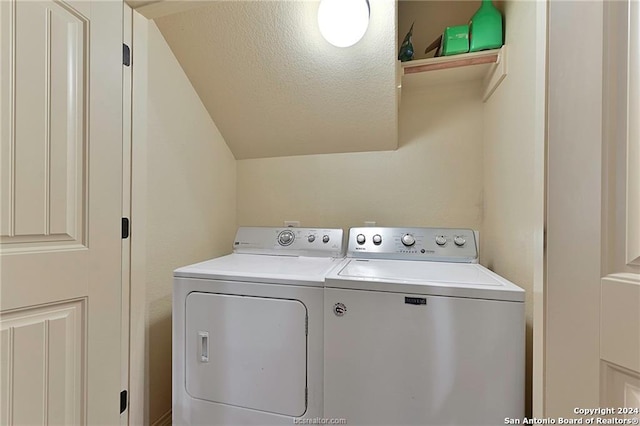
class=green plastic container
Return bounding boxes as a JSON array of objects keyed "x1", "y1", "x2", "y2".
[
  {"x1": 441, "y1": 25, "x2": 469, "y2": 56},
  {"x1": 469, "y1": 0, "x2": 503, "y2": 52}
]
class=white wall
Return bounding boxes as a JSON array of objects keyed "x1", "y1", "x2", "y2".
[
  {"x1": 481, "y1": 0, "x2": 545, "y2": 416},
  {"x1": 237, "y1": 82, "x2": 484, "y2": 230},
  {"x1": 130, "y1": 16, "x2": 236, "y2": 425}
]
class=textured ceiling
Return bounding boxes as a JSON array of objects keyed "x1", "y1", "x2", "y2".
[{"x1": 154, "y1": 0, "x2": 398, "y2": 159}]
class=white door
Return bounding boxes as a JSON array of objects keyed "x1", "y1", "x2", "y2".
[
  {"x1": 546, "y1": 0, "x2": 640, "y2": 418},
  {"x1": 599, "y1": 0, "x2": 640, "y2": 415},
  {"x1": 0, "y1": 1, "x2": 123, "y2": 424}
]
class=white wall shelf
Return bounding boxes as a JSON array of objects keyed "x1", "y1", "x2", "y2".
[{"x1": 400, "y1": 46, "x2": 507, "y2": 102}]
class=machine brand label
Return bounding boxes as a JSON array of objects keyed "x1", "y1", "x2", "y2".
[
  {"x1": 333, "y1": 303, "x2": 347, "y2": 316},
  {"x1": 405, "y1": 297, "x2": 427, "y2": 305}
]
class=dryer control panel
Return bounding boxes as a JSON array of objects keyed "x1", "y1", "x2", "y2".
[
  {"x1": 347, "y1": 227, "x2": 478, "y2": 263},
  {"x1": 233, "y1": 227, "x2": 344, "y2": 257}
]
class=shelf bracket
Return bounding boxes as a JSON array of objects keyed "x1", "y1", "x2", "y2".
[{"x1": 482, "y1": 45, "x2": 508, "y2": 102}]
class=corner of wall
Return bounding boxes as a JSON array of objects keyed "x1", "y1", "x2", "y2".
[
  {"x1": 130, "y1": 14, "x2": 238, "y2": 425},
  {"x1": 480, "y1": 0, "x2": 546, "y2": 417}
]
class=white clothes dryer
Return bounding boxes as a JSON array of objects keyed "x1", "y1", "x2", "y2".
[
  {"x1": 324, "y1": 227, "x2": 525, "y2": 426},
  {"x1": 173, "y1": 227, "x2": 344, "y2": 425}
]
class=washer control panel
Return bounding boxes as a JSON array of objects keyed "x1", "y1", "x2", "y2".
[
  {"x1": 348, "y1": 227, "x2": 478, "y2": 263},
  {"x1": 233, "y1": 227, "x2": 344, "y2": 257}
]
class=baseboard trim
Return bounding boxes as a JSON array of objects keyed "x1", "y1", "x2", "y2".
[{"x1": 151, "y1": 409, "x2": 172, "y2": 426}]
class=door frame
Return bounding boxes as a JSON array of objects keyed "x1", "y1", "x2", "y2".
[
  {"x1": 121, "y1": 2, "x2": 133, "y2": 424},
  {"x1": 545, "y1": 0, "x2": 606, "y2": 414},
  {"x1": 127, "y1": 6, "x2": 149, "y2": 425}
]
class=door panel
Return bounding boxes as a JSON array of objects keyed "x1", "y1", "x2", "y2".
[
  {"x1": 1, "y1": 0, "x2": 87, "y2": 247},
  {"x1": 0, "y1": 300, "x2": 84, "y2": 425},
  {"x1": 185, "y1": 292, "x2": 308, "y2": 417},
  {"x1": 601, "y1": 363, "x2": 640, "y2": 419},
  {"x1": 0, "y1": 0, "x2": 123, "y2": 424},
  {"x1": 600, "y1": 276, "x2": 640, "y2": 373}
]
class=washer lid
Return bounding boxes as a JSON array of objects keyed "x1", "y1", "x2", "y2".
[
  {"x1": 174, "y1": 253, "x2": 343, "y2": 286},
  {"x1": 327, "y1": 259, "x2": 525, "y2": 302}
]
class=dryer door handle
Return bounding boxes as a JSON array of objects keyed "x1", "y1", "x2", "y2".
[{"x1": 198, "y1": 331, "x2": 209, "y2": 362}]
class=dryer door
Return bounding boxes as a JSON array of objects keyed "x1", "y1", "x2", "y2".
[{"x1": 185, "y1": 292, "x2": 308, "y2": 417}]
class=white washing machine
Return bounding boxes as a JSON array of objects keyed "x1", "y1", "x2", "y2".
[
  {"x1": 173, "y1": 227, "x2": 344, "y2": 425},
  {"x1": 324, "y1": 227, "x2": 525, "y2": 426}
]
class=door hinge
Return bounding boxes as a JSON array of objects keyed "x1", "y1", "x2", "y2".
[
  {"x1": 123, "y1": 43, "x2": 131, "y2": 67},
  {"x1": 122, "y1": 218, "x2": 130, "y2": 239},
  {"x1": 120, "y1": 390, "x2": 128, "y2": 414}
]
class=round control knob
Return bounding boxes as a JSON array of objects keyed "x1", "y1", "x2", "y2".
[
  {"x1": 401, "y1": 234, "x2": 415, "y2": 246},
  {"x1": 322, "y1": 235, "x2": 330, "y2": 243},
  {"x1": 372, "y1": 234, "x2": 382, "y2": 245},
  {"x1": 308, "y1": 235, "x2": 316, "y2": 243},
  {"x1": 356, "y1": 234, "x2": 366, "y2": 245},
  {"x1": 454, "y1": 236, "x2": 466, "y2": 247},
  {"x1": 278, "y1": 230, "x2": 295, "y2": 246},
  {"x1": 435, "y1": 235, "x2": 447, "y2": 246}
]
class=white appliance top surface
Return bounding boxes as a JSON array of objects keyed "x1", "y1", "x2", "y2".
[
  {"x1": 174, "y1": 253, "x2": 343, "y2": 286},
  {"x1": 327, "y1": 258, "x2": 525, "y2": 302}
]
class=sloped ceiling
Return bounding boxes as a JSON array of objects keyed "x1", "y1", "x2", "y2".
[
  {"x1": 154, "y1": 0, "x2": 398, "y2": 159},
  {"x1": 126, "y1": 0, "x2": 159, "y2": 8}
]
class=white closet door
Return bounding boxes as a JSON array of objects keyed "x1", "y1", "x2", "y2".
[
  {"x1": 600, "y1": 0, "x2": 640, "y2": 415},
  {"x1": 0, "y1": 1, "x2": 123, "y2": 424}
]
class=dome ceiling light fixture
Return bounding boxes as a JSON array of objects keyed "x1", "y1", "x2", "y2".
[{"x1": 317, "y1": 0, "x2": 370, "y2": 48}]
